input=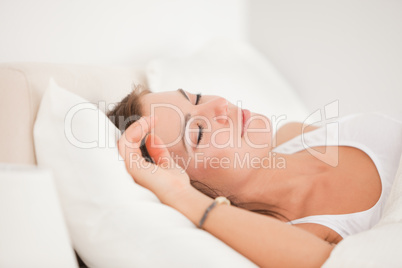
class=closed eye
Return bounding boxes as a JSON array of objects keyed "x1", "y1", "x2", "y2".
[
  {"x1": 195, "y1": 93, "x2": 202, "y2": 105},
  {"x1": 197, "y1": 123, "x2": 204, "y2": 146}
]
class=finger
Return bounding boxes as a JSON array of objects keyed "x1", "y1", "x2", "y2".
[
  {"x1": 124, "y1": 116, "x2": 155, "y2": 146},
  {"x1": 146, "y1": 134, "x2": 183, "y2": 171},
  {"x1": 125, "y1": 151, "x2": 157, "y2": 185},
  {"x1": 145, "y1": 133, "x2": 170, "y2": 165},
  {"x1": 118, "y1": 116, "x2": 155, "y2": 158}
]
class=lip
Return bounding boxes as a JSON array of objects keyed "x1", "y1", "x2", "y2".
[{"x1": 241, "y1": 109, "x2": 251, "y2": 137}]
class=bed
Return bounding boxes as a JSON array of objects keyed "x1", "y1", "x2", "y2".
[{"x1": 1, "y1": 41, "x2": 402, "y2": 267}]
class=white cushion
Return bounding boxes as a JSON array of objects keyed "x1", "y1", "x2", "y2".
[
  {"x1": 34, "y1": 79, "x2": 256, "y2": 268},
  {"x1": 322, "y1": 153, "x2": 402, "y2": 267},
  {"x1": 146, "y1": 40, "x2": 309, "y2": 130},
  {"x1": 0, "y1": 62, "x2": 145, "y2": 165}
]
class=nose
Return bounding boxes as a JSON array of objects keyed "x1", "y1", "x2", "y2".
[{"x1": 198, "y1": 97, "x2": 229, "y2": 124}]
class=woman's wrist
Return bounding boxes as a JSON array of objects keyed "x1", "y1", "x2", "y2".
[{"x1": 167, "y1": 186, "x2": 214, "y2": 226}]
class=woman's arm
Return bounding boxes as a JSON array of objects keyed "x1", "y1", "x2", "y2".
[
  {"x1": 170, "y1": 187, "x2": 334, "y2": 268},
  {"x1": 119, "y1": 117, "x2": 334, "y2": 268}
]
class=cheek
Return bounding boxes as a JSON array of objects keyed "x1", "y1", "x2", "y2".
[
  {"x1": 209, "y1": 128, "x2": 233, "y2": 148},
  {"x1": 185, "y1": 149, "x2": 234, "y2": 181}
]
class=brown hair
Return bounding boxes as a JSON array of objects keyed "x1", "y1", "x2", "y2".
[
  {"x1": 107, "y1": 84, "x2": 151, "y2": 132},
  {"x1": 191, "y1": 180, "x2": 288, "y2": 221},
  {"x1": 107, "y1": 85, "x2": 287, "y2": 222}
]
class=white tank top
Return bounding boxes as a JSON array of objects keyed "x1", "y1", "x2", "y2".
[{"x1": 273, "y1": 112, "x2": 402, "y2": 238}]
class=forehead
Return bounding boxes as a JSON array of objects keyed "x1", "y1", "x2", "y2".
[
  {"x1": 141, "y1": 91, "x2": 187, "y2": 150},
  {"x1": 141, "y1": 90, "x2": 188, "y2": 117},
  {"x1": 142, "y1": 90, "x2": 182, "y2": 106}
]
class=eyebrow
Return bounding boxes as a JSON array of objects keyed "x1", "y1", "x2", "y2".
[
  {"x1": 178, "y1": 88, "x2": 190, "y2": 101},
  {"x1": 177, "y1": 89, "x2": 191, "y2": 154}
]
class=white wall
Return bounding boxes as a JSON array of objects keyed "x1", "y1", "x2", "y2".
[
  {"x1": 249, "y1": 0, "x2": 402, "y2": 116},
  {"x1": 1, "y1": 0, "x2": 401, "y2": 116},
  {"x1": 0, "y1": 0, "x2": 247, "y2": 66}
]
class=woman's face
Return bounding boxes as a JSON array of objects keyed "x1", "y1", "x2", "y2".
[{"x1": 141, "y1": 89, "x2": 273, "y2": 193}]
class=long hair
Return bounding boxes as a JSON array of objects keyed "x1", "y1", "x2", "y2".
[
  {"x1": 190, "y1": 180, "x2": 288, "y2": 221},
  {"x1": 107, "y1": 84, "x2": 151, "y2": 132}
]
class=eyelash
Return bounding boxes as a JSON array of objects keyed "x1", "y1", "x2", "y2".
[
  {"x1": 195, "y1": 94, "x2": 203, "y2": 146},
  {"x1": 197, "y1": 123, "x2": 204, "y2": 146},
  {"x1": 195, "y1": 94, "x2": 201, "y2": 105}
]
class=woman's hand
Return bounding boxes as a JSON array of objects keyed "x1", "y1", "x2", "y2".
[
  {"x1": 118, "y1": 118, "x2": 334, "y2": 268},
  {"x1": 118, "y1": 116, "x2": 193, "y2": 207}
]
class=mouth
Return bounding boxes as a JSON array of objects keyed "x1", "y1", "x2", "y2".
[{"x1": 241, "y1": 109, "x2": 251, "y2": 137}]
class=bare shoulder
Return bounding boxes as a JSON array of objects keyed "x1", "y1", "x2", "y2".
[{"x1": 274, "y1": 122, "x2": 320, "y2": 147}]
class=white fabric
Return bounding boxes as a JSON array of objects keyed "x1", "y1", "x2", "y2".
[
  {"x1": 146, "y1": 40, "x2": 309, "y2": 130},
  {"x1": 34, "y1": 79, "x2": 256, "y2": 268},
  {"x1": 323, "y1": 152, "x2": 402, "y2": 267},
  {"x1": 0, "y1": 165, "x2": 77, "y2": 268},
  {"x1": 274, "y1": 113, "x2": 402, "y2": 238},
  {"x1": 0, "y1": 62, "x2": 145, "y2": 165}
]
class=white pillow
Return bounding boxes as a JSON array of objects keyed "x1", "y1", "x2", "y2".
[
  {"x1": 322, "y1": 153, "x2": 402, "y2": 267},
  {"x1": 34, "y1": 79, "x2": 256, "y2": 268},
  {"x1": 146, "y1": 39, "x2": 309, "y2": 130}
]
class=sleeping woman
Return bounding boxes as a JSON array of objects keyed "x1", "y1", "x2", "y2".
[{"x1": 107, "y1": 86, "x2": 402, "y2": 267}]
